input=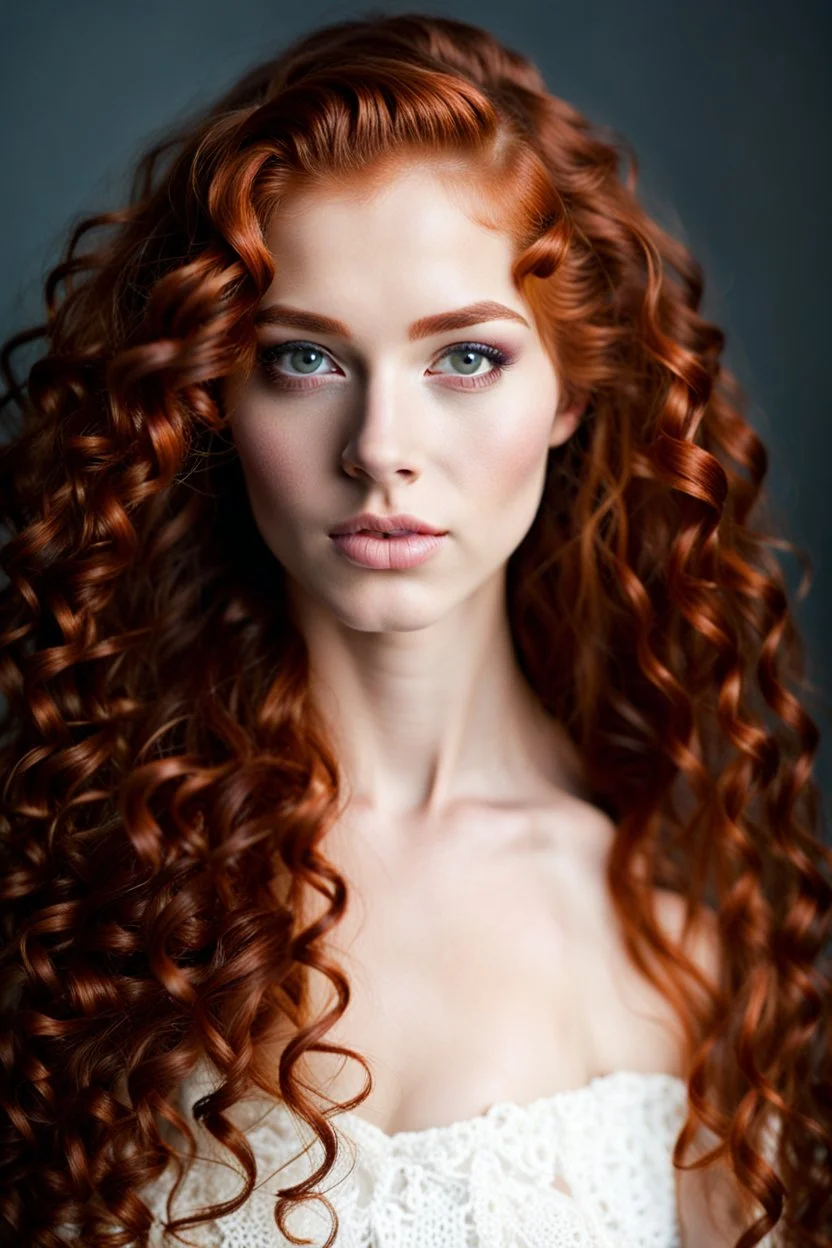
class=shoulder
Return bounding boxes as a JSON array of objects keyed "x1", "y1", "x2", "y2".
[
  {"x1": 551, "y1": 800, "x2": 724, "y2": 991},
  {"x1": 676, "y1": 1149, "x2": 758, "y2": 1247},
  {"x1": 648, "y1": 896, "x2": 757, "y2": 1246},
  {"x1": 651, "y1": 887, "x2": 722, "y2": 988},
  {"x1": 571, "y1": 805, "x2": 725, "y2": 987}
]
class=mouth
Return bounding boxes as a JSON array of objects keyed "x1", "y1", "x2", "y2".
[
  {"x1": 358, "y1": 529, "x2": 413, "y2": 538},
  {"x1": 329, "y1": 526, "x2": 448, "y2": 570},
  {"x1": 329, "y1": 512, "x2": 448, "y2": 539}
]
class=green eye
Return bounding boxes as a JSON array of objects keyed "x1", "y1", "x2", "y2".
[
  {"x1": 256, "y1": 338, "x2": 515, "y2": 389},
  {"x1": 436, "y1": 342, "x2": 512, "y2": 376},
  {"x1": 257, "y1": 341, "x2": 338, "y2": 383},
  {"x1": 284, "y1": 346, "x2": 329, "y2": 374},
  {"x1": 445, "y1": 348, "x2": 488, "y2": 374}
]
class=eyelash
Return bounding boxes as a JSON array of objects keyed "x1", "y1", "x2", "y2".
[{"x1": 255, "y1": 339, "x2": 517, "y2": 392}]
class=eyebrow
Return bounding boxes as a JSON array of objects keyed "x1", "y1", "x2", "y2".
[{"x1": 254, "y1": 299, "x2": 531, "y2": 341}]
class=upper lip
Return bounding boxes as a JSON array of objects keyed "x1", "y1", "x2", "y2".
[{"x1": 329, "y1": 512, "x2": 448, "y2": 537}]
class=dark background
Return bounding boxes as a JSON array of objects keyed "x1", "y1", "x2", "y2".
[{"x1": 1, "y1": 0, "x2": 830, "y2": 808}]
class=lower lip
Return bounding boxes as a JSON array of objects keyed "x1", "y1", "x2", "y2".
[{"x1": 330, "y1": 531, "x2": 448, "y2": 570}]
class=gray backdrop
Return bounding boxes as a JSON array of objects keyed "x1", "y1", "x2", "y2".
[{"x1": 2, "y1": 0, "x2": 829, "y2": 808}]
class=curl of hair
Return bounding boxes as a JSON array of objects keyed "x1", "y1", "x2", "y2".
[{"x1": 1, "y1": 11, "x2": 830, "y2": 1247}]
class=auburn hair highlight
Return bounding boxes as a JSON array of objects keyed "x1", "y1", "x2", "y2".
[{"x1": 0, "y1": 11, "x2": 829, "y2": 1246}]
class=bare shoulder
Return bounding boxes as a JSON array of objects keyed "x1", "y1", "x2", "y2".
[
  {"x1": 646, "y1": 895, "x2": 757, "y2": 1245},
  {"x1": 676, "y1": 1151, "x2": 758, "y2": 1248},
  {"x1": 552, "y1": 798, "x2": 724, "y2": 992},
  {"x1": 566, "y1": 800, "x2": 724, "y2": 989},
  {"x1": 650, "y1": 886, "x2": 722, "y2": 990},
  {"x1": 568, "y1": 821, "x2": 748, "y2": 1244}
]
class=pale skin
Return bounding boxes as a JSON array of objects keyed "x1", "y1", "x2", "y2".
[{"x1": 221, "y1": 163, "x2": 755, "y2": 1245}]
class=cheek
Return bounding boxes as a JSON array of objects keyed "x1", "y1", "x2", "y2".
[
  {"x1": 232, "y1": 411, "x2": 322, "y2": 522},
  {"x1": 462, "y1": 414, "x2": 552, "y2": 504},
  {"x1": 450, "y1": 412, "x2": 553, "y2": 569}
]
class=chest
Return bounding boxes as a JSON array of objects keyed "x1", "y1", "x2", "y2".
[{"x1": 265, "y1": 807, "x2": 685, "y2": 1135}]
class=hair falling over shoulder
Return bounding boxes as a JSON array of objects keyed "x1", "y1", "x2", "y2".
[{"x1": 0, "y1": 10, "x2": 829, "y2": 1247}]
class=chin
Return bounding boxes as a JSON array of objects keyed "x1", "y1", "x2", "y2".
[
  {"x1": 316, "y1": 582, "x2": 459, "y2": 634},
  {"x1": 332, "y1": 601, "x2": 448, "y2": 635}
]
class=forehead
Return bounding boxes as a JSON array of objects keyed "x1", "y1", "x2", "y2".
[
  {"x1": 261, "y1": 164, "x2": 518, "y2": 307},
  {"x1": 271, "y1": 154, "x2": 500, "y2": 229}
]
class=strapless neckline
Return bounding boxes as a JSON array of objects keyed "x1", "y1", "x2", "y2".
[
  {"x1": 334, "y1": 1068, "x2": 688, "y2": 1148},
  {"x1": 150, "y1": 1067, "x2": 697, "y2": 1248}
]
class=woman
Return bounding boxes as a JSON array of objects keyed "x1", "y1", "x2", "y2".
[{"x1": 0, "y1": 12, "x2": 828, "y2": 1248}]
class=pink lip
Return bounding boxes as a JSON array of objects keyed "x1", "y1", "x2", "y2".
[
  {"x1": 329, "y1": 511, "x2": 448, "y2": 538},
  {"x1": 330, "y1": 531, "x2": 447, "y2": 570}
]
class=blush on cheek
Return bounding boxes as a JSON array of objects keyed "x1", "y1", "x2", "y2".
[
  {"x1": 461, "y1": 422, "x2": 553, "y2": 561},
  {"x1": 232, "y1": 461, "x2": 303, "y2": 560},
  {"x1": 235, "y1": 422, "x2": 314, "y2": 500},
  {"x1": 477, "y1": 420, "x2": 552, "y2": 499}
]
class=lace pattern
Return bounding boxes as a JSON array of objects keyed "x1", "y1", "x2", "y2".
[{"x1": 142, "y1": 1066, "x2": 786, "y2": 1247}]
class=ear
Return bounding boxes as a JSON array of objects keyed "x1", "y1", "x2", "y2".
[{"x1": 548, "y1": 392, "x2": 589, "y2": 449}]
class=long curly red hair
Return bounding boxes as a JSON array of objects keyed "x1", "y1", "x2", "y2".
[{"x1": 0, "y1": 11, "x2": 829, "y2": 1247}]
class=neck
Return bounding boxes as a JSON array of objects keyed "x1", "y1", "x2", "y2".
[{"x1": 288, "y1": 567, "x2": 585, "y2": 821}]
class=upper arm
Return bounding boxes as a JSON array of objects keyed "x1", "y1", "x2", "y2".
[
  {"x1": 669, "y1": 901, "x2": 758, "y2": 1247},
  {"x1": 676, "y1": 1141, "x2": 754, "y2": 1248}
]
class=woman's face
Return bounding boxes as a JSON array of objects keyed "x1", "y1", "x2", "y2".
[{"x1": 224, "y1": 163, "x2": 582, "y2": 632}]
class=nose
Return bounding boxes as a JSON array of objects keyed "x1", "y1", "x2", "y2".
[{"x1": 340, "y1": 378, "x2": 421, "y2": 486}]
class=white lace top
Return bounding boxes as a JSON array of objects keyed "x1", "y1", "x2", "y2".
[{"x1": 142, "y1": 1065, "x2": 716, "y2": 1247}]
